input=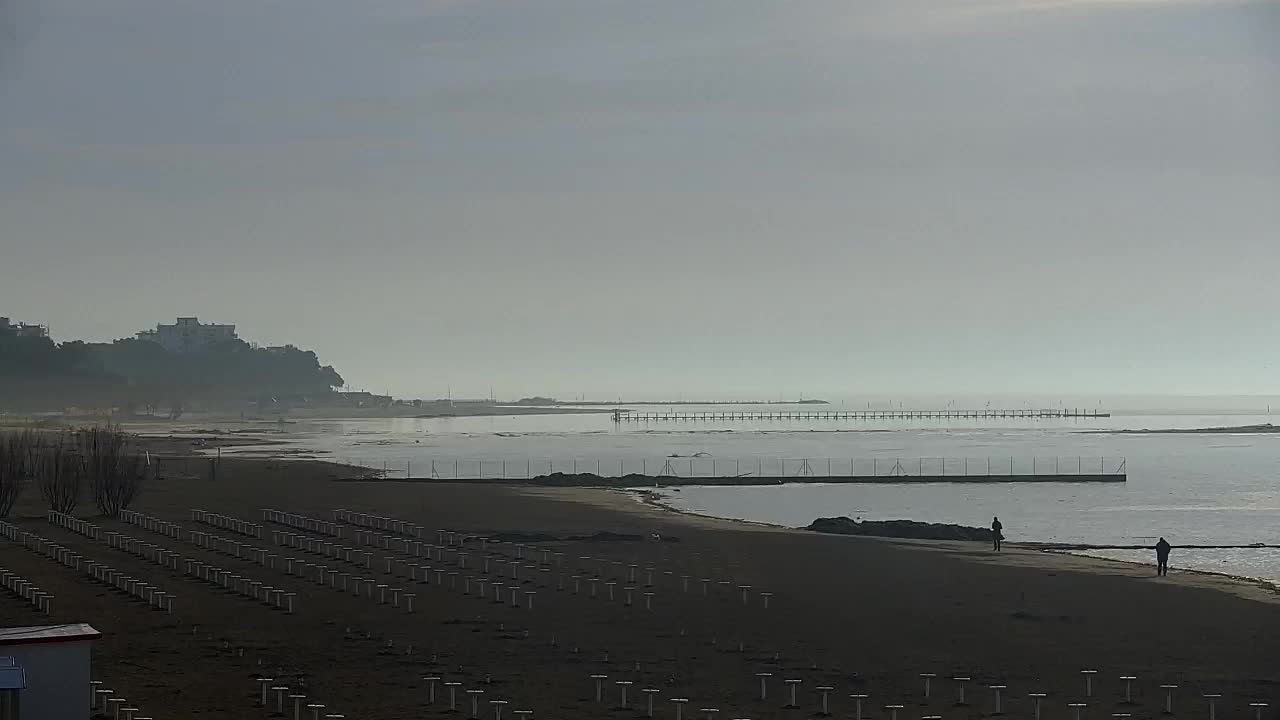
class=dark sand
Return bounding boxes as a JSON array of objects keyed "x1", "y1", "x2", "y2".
[{"x1": 1, "y1": 443, "x2": 1277, "y2": 719}]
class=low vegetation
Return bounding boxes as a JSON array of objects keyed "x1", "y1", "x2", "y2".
[
  {"x1": 0, "y1": 430, "x2": 37, "y2": 518},
  {"x1": 0, "y1": 425, "x2": 148, "y2": 518}
]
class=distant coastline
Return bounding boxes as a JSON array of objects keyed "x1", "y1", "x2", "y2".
[{"x1": 252, "y1": 403, "x2": 619, "y2": 420}]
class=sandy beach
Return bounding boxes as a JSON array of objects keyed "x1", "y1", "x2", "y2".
[{"x1": 1, "y1": 439, "x2": 1276, "y2": 719}]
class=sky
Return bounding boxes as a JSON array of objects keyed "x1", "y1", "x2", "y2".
[{"x1": 1, "y1": 0, "x2": 1278, "y2": 401}]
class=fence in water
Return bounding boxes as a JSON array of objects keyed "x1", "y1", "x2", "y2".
[
  {"x1": 612, "y1": 408, "x2": 1111, "y2": 422},
  {"x1": 336, "y1": 456, "x2": 1128, "y2": 482}
]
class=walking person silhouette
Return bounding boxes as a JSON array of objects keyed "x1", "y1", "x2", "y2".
[
  {"x1": 991, "y1": 516, "x2": 1003, "y2": 551},
  {"x1": 1155, "y1": 537, "x2": 1171, "y2": 576}
]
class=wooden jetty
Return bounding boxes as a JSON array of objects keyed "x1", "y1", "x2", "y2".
[{"x1": 611, "y1": 408, "x2": 1111, "y2": 422}]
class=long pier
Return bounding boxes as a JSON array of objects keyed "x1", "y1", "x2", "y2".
[
  {"x1": 346, "y1": 455, "x2": 1126, "y2": 484},
  {"x1": 612, "y1": 408, "x2": 1110, "y2": 422}
]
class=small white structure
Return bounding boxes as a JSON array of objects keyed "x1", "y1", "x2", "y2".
[
  {"x1": 136, "y1": 316, "x2": 238, "y2": 352},
  {"x1": 0, "y1": 624, "x2": 101, "y2": 720}
]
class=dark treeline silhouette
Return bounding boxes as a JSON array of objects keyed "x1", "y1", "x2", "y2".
[{"x1": 0, "y1": 324, "x2": 343, "y2": 412}]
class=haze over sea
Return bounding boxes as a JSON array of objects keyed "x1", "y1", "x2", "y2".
[{"x1": 249, "y1": 403, "x2": 1280, "y2": 584}]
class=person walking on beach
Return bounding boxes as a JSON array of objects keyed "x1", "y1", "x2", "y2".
[
  {"x1": 1155, "y1": 537, "x2": 1171, "y2": 576},
  {"x1": 991, "y1": 516, "x2": 1003, "y2": 551}
]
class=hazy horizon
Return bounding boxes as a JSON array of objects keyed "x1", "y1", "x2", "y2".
[
  {"x1": 3, "y1": 0, "x2": 1277, "y2": 400},
  {"x1": 437, "y1": 394, "x2": 1280, "y2": 415}
]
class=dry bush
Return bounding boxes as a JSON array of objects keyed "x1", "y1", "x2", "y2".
[
  {"x1": 0, "y1": 430, "x2": 38, "y2": 518},
  {"x1": 38, "y1": 431, "x2": 81, "y2": 514},
  {"x1": 81, "y1": 425, "x2": 147, "y2": 517}
]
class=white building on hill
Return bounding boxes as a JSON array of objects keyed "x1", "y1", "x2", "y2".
[
  {"x1": 136, "y1": 317, "x2": 238, "y2": 353},
  {"x1": 0, "y1": 317, "x2": 49, "y2": 339}
]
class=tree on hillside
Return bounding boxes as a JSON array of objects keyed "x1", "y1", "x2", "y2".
[
  {"x1": 96, "y1": 338, "x2": 344, "y2": 392},
  {"x1": 0, "y1": 332, "x2": 58, "y2": 376},
  {"x1": 1, "y1": 323, "x2": 345, "y2": 411}
]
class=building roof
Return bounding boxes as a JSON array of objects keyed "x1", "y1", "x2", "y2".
[
  {"x1": 0, "y1": 624, "x2": 101, "y2": 647},
  {"x1": 0, "y1": 658, "x2": 25, "y2": 690}
]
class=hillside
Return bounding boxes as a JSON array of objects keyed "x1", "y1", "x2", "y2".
[{"x1": 0, "y1": 325, "x2": 343, "y2": 412}]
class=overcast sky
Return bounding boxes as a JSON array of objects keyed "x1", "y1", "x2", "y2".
[{"x1": 1, "y1": 0, "x2": 1277, "y2": 400}]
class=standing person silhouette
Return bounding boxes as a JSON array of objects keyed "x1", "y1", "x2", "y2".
[
  {"x1": 1155, "y1": 537, "x2": 1171, "y2": 576},
  {"x1": 991, "y1": 516, "x2": 1003, "y2": 551}
]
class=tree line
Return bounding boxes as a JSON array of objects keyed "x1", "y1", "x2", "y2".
[
  {"x1": 0, "y1": 426, "x2": 148, "y2": 519},
  {"x1": 0, "y1": 324, "x2": 344, "y2": 410}
]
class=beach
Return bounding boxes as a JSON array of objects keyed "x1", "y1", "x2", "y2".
[
  {"x1": 0, "y1": 438, "x2": 1276, "y2": 719},
  {"x1": 197, "y1": 411, "x2": 1280, "y2": 583}
]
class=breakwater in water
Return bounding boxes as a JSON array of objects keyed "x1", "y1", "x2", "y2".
[{"x1": 807, "y1": 516, "x2": 992, "y2": 541}]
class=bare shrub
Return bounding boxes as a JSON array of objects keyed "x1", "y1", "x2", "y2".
[
  {"x1": 81, "y1": 425, "x2": 147, "y2": 517},
  {"x1": 0, "y1": 430, "x2": 38, "y2": 518},
  {"x1": 38, "y1": 432, "x2": 81, "y2": 514}
]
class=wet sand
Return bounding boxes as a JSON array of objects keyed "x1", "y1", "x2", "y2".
[{"x1": 1, "y1": 446, "x2": 1276, "y2": 719}]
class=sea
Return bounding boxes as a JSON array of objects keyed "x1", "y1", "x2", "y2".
[{"x1": 234, "y1": 405, "x2": 1280, "y2": 585}]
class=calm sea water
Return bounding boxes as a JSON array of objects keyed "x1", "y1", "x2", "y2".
[{"x1": 240, "y1": 406, "x2": 1280, "y2": 583}]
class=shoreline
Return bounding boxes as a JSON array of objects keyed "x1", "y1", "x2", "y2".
[
  {"x1": 330, "y1": 472, "x2": 1126, "y2": 486},
  {"x1": 11, "y1": 431, "x2": 1277, "y2": 717},
  {"x1": 138, "y1": 433, "x2": 1280, "y2": 605},
  {"x1": 603, "y1": 485, "x2": 1280, "y2": 604}
]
